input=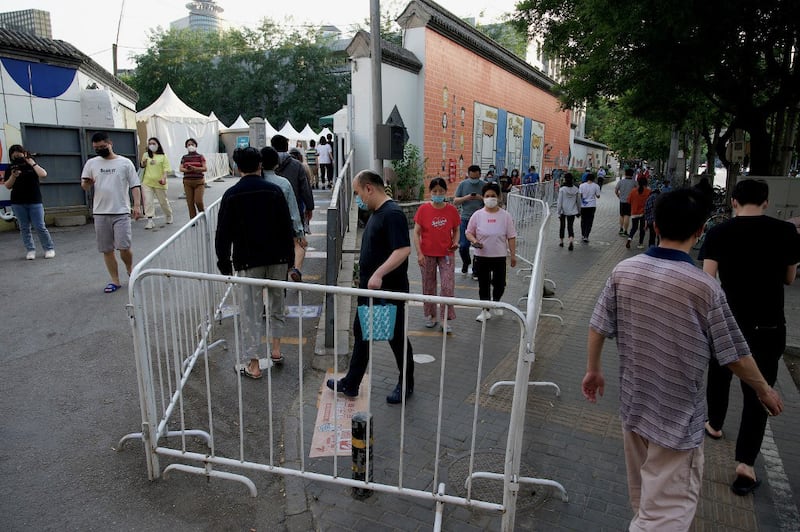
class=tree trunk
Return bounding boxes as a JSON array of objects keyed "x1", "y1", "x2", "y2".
[{"x1": 667, "y1": 125, "x2": 681, "y2": 188}]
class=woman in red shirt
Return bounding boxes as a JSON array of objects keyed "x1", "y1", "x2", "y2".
[
  {"x1": 626, "y1": 176, "x2": 651, "y2": 249},
  {"x1": 413, "y1": 178, "x2": 460, "y2": 333}
]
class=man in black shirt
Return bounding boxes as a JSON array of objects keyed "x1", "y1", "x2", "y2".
[
  {"x1": 215, "y1": 147, "x2": 295, "y2": 379},
  {"x1": 327, "y1": 170, "x2": 415, "y2": 404},
  {"x1": 701, "y1": 179, "x2": 800, "y2": 495}
]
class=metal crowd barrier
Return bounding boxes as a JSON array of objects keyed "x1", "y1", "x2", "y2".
[
  {"x1": 515, "y1": 181, "x2": 557, "y2": 206},
  {"x1": 325, "y1": 150, "x2": 354, "y2": 348}
]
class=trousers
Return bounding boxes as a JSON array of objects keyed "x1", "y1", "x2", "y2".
[
  {"x1": 474, "y1": 256, "x2": 507, "y2": 302},
  {"x1": 580, "y1": 207, "x2": 596, "y2": 238}
]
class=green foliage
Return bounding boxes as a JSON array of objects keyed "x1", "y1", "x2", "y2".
[
  {"x1": 391, "y1": 143, "x2": 427, "y2": 201},
  {"x1": 125, "y1": 22, "x2": 350, "y2": 127},
  {"x1": 349, "y1": 0, "x2": 404, "y2": 46},
  {"x1": 477, "y1": 19, "x2": 528, "y2": 59},
  {"x1": 586, "y1": 100, "x2": 671, "y2": 161}
]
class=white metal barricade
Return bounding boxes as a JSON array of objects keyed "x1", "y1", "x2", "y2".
[{"x1": 516, "y1": 181, "x2": 557, "y2": 206}]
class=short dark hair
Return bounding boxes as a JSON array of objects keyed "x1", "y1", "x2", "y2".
[
  {"x1": 310, "y1": 139, "x2": 316, "y2": 147},
  {"x1": 260, "y1": 146, "x2": 280, "y2": 171},
  {"x1": 271, "y1": 135, "x2": 289, "y2": 152},
  {"x1": 233, "y1": 146, "x2": 262, "y2": 173},
  {"x1": 185, "y1": 138, "x2": 197, "y2": 147},
  {"x1": 429, "y1": 177, "x2": 447, "y2": 191},
  {"x1": 467, "y1": 165, "x2": 481, "y2": 174},
  {"x1": 654, "y1": 188, "x2": 707, "y2": 241},
  {"x1": 355, "y1": 169, "x2": 385, "y2": 188},
  {"x1": 482, "y1": 182, "x2": 501, "y2": 196},
  {"x1": 91, "y1": 132, "x2": 110, "y2": 143},
  {"x1": 585, "y1": 172, "x2": 594, "y2": 181},
  {"x1": 8, "y1": 144, "x2": 25, "y2": 157},
  {"x1": 563, "y1": 173, "x2": 574, "y2": 187},
  {"x1": 624, "y1": 168, "x2": 634, "y2": 177},
  {"x1": 733, "y1": 179, "x2": 769, "y2": 206}
]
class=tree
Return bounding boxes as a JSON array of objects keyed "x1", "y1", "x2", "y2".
[
  {"x1": 586, "y1": 100, "x2": 671, "y2": 163},
  {"x1": 513, "y1": 0, "x2": 800, "y2": 175},
  {"x1": 477, "y1": 19, "x2": 528, "y2": 59},
  {"x1": 122, "y1": 21, "x2": 351, "y2": 127}
]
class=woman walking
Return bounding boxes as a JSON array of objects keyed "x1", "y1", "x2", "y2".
[
  {"x1": 179, "y1": 138, "x2": 207, "y2": 218},
  {"x1": 626, "y1": 176, "x2": 651, "y2": 249},
  {"x1": 3, "y1": 144, "x2": 54, "y2": 259},
  {"x1": 578, "y1": 173, "x2": 601, "y2": 243},
  {"x1": 466, "y1": 183, "x2": 517, "y2": 322},
  {"x1": 556, "y1": 172, "x2": 581, "y2": 250},
  {"x1": 317, "y1": 136, "x2": 333, "y2": 188},
  {"x1": 413, "y1": 178, "x2": 460, "y2": 333},
  {"x1": 140, "y1": 137, "x2": 173, "y2": 229}
]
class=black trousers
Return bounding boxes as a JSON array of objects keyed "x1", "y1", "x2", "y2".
[
  {"x1": 647, "y1": 222, "x2": 657, "y2": 248},
  {"x1": 342, "y1": 299, "x2": 414, "y2": 392},
  {"x1": 474, "y1": 256, "x2": 507, "y2": 302},
  {"x1": 706, "y1": 325, "x2": 785, "y2": 465},
  {"x1": 580, "y1": 207, "x2": 596, "y2": 238},
  {"x1": 628, "y1": 217, "x2": 646, "y2": 244},
  {"x1": 559, "y1": 214, "x2": 576, "y2": 239}
]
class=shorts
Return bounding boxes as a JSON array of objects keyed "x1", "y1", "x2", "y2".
[
  {"x1": 94, "y1": 213, "x2": 132, "y2": 253},
  {"x1": 620, "y1": 203, "x2": 632, "y2": 216}
]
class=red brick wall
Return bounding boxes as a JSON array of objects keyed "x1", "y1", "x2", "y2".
[{"x1": 421, "y1": 29, "x2": 572, "y2": 189}]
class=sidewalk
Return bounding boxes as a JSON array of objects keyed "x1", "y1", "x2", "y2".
[{"x1": 302, "y1": 180, "x2": 800, "y2": 531}]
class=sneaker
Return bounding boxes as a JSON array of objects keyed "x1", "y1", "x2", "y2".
[
  {"x1": 424, "y1": 316, "x2": 437, "y2": 328},
  {"x1": 440, "y1": 323, "x2": 452, "y2": 334},
  {"x1": 26, "y1": 250, "x2": 35, "y2": 260},
  {"x1": 475, "y1": 309, "x2": 492, "y2": 322},
  {"x1": 582, "y1": 238, "x2": 589, "y2": 243},
  {"x1": 568, "y1": 242, "x2": 574, "y2": 251},
  {"x1": 559, "y1": 242, "x2": 564, "y2": 247},
  {"x1": 165, "y1": 215, "x2": 173, "y2": 224},
  {"x1": 472, "y1": 271, "x2": 479, "y2": 280},
  {"x1": 618, "y1": 228, "x2": 625, "y2": 235},
  {"x1": 461, "y1": 265, "x2": 469, "y2": 276},
  {"x1": 493, "y1": 308, "x2": 504, "y2": 317},
  {"x1": 326, "y1": 378, "x2": 358, "y2": 397},
  {"x1": 386, "y1": 383, "x2": 413, "y2": 404},
  {"x1": 626, "y1": 239, "x2": 631, "y2": 249},
  {"x1": 637, "y1": 244, "x2": 644, "y2": 249},
  {"x1": 44, "y1": 249, "x2": 55, "y2": 259},
  {"x1": 145, "y1": 219, "x2": 154, "y2": 230}
]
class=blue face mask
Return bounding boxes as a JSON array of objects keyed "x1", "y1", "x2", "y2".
[
  {"x1": 355, "y1": 195, "x2": 368, "y2": 211},
  {"x1": 469, "y1": 177, "x2": 480, "y2": 183},
  {"x1": 431, "y1": 195, "x2": 445, "y2": 204}
]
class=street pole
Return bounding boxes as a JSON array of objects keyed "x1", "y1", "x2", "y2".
[{"x1": 370, "y1": 0, "x2": 384, "y2": 174}]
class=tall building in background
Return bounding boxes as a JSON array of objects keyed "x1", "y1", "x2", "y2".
[
  {"x1": 0, "y1": 9, "x2": 52, "y2": 39},
  {"x1": 171, "y1": 0, "x2": 225, "y2": 33}
]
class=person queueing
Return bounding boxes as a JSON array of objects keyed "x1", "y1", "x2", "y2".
[
  {"x1": 578, "y1": 172, "x2": 601, "y2": 243},
  {"x1": 140, "y1": 137, "x2": 173, "y2": 229},
  {"x1": 327, "y1": 170, "x2": 415, "y2": 404},
  {"x1": 556, "y1": 172, "x2": 581, "y2": 250},
  {"x1": 626, "y1": 175, "x2": 651, "y2": 249},
  {"x1": 413, "y1": 177, "x2": 460, "y2": 334},
  {"x1": 317, "y1": 136, "x2": 333, "y2": 188},
  {"x1": 179, "y1": 138, "x2": 207, "y2": 219},
  {"x1": 701, "y1": 179, "x2": 800, "y2": 496},
  {"x1": 453, "y1": 165, "x2": 485, "y2": 279},
  {"x1": 3, "y1": 144, "x2": 55, "y2": 260},
  {"x1": 466, "y1": 182, "x2": 517, "y2": 322}
]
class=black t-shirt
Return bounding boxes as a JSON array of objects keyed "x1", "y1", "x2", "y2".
[
  {"x1": 3, "y1": 162, "x2": 42, "y2": 204},
  {"x1": 700, "y1": 215, "x2": 800, "y2": 328},
  {"x1": 359, "y1": 199, "x2": 410, "y2": 292}
]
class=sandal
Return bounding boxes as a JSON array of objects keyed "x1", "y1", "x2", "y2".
[
  {"x1": 239, "y1": 365, "x2": 262, "y2": 379},
  {"x1": 270, "y1": 354, "x2": 285, "y2": 365},
  {"x1": 289, "y1": 267, "x2": 302, "y2": 282},
  {"x1": 104, "y1": 283, "x2": 122, "y2": 293}
]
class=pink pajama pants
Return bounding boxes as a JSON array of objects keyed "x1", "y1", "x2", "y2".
[{"x1": 420, "y1": 254, "x2": 456, "y2": 321}]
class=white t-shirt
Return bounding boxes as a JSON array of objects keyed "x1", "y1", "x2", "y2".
[
  {"x1": 579, "y1": 182, "x2": 601, "y2": 208},
  {"x1": 466, "y1": 208, "x2": 517, "y2": 258},
  {"x1": 317, "y1": 143, "x2": 333, "y2": 164},
  {"x1": 82, "y1": 155, "x2": 140, "y2": 214}
]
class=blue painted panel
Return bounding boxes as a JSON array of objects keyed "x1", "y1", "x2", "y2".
[
  {"x1": 522, "y1": 118, "x2": 532, "y2": 170},
  {"x1": 2, "y1": 58, "x2": 76, "y2": 98},
  {"x1": 495, "y1": 109, "x2": 507, "y2": 170}
]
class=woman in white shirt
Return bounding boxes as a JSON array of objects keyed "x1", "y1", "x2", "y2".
[
  {"x1": 317, "y1": 136, "x2": 333, "y2": 188},
  {"x1": 578, "y1": 173, "x2": 601, "y2": 243}
]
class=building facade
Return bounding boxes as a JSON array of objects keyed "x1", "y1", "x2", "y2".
[
  {"x1": 171, "y1": 1, "x2": 225, "y2": 33},
  {"x1": 0, "y1": 9, "x2": 52, "y2": 39}
]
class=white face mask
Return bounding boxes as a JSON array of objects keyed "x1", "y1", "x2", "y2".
[
  {"x1": 148, "y1": 144, "x2": 158, "y2": 151},
  {"x1": 484, "y1": 197, "x2": 499, "y2": 209},
  {"x1": 187, "y1": 146, "x2": 197, "y2": 153}
]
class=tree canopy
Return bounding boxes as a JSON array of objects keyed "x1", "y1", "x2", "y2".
[
  {"x1": 122, "y1": 21, "x2": 351, "y2": 127},
  {"x1": 513, "y1": 0, "x2": 800, "y2": 175}
]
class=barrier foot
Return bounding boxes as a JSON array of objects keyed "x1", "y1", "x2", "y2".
[
  {"x1": 542, "y1": 297, "x2": 564, "y2": 309},
  {"x1": 540, "y1": 313, "x2": 564, "y2": 325},
  {"x1": 488, "y1": 380, "x2": 561, "y2": 397},
  {"x1": 466, "y1": 472, "x2": 568, "y2": 503},
  {"x1": 163, "y1": 463, "x2": 257, "y2": 497},
  {"x1": 433, "y1": 482, "x2": 446, "y2": 532},
  {"x1": 163, "y1": 429, "x2": 213, "y2": 447},
  {"x1": 114, "y1": 432, "x2": 143, "y2": 451}
]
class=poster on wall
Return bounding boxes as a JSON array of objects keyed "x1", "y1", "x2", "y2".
[
  {"x1": 473, "y1": 102, "x2": 498, "y2": 173},
  {"x1": 530, "y1": 119, "x2": 545, "y2": 174},
  {"x1": 505, "y1": 113, "x2": 524, "y2": 173}
]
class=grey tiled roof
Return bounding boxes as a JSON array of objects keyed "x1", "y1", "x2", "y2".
[
  {"x1": 0, "y1": 27, "x2": 138, "y2": 102},
  {"x1": 346, "y1": 30, "x2": 423, "y2": 74}
]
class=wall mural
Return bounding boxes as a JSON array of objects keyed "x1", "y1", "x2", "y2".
[
  {"x1": 530, "y1": 119, "x2": 545, "y2": 173},
  {"x1": 506, "y1": 112, "x2": 524, "y2": 173},
  {"x1": 473, "y1": 102, "x2": 498, "y2": 172}
]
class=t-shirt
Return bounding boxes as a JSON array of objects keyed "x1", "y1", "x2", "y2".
[
  {"x1": 522, "y1": 172, "x2": 539, "y2": 184},
  {"x1": 466, "y1": 208, "x2": 517, "y2": 258},
  {"x1": 454, "y1": 178, "x2": 485, "y2": 220},
  {"x1": 700, "y1": 215, "x2": 800, "y2": 329},
  {"x1": 141, "y1": 154, "x2": 171, "y2": 189},
  {"x1": 627, "y1": 187, "x2": 651, "y2": 216},
  {"x1": 4, "y1": 162, "x2": 41, "y2": 204},
  {"x1": 590, "y1": 247, "x2": 747, "y2": 450},
  {"x1": 359, "y1": 199, "x2": 410, "y2": 292},
  {"x1": 263, "y1": 170, "x2": 304, "y2": 237},
  {"x1": 305, "y1": 148, "x2": 318, "y2": 166},
  {"x1": 615, "y1": 178, "x2": 636, "y2": 204},
  {"x1": 81, "y1": 155, "x2": 140, "y2": 215},
  {"x1": 181, "y1": 152, "x2": 206, "y2": 179},
  {"x1": 317, "y1": 143, "x2": 333, "y2": 164},
  {"x1": 579, "y1": 182, "x2": 600, "y2": 208},
  {"x1": 413, "y1": 202, "x2": 460, "y2": 257}
]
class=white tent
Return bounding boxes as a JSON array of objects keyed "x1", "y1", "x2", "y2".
[
  {"x1": 319, "y1": 127, "x2": 333, "y2": 139},
  {"x1": 299, "y1": 123, "x2": 319, "y2": 142},
  {"x1": 222, "y1": 115, "x2": 249, "y2": 132},
  {"x1": 278, "y1": 120, "x2": 301, "y2": 141},
  {"x1": 136, "y1": 84, "x2": 219, "y2": 175},
  {"x1": 209, "y1": 111, "x2": 228, "y2": 130},
  {"x1": 264, "y1": 118, "x2": 279, "y2": 139}
]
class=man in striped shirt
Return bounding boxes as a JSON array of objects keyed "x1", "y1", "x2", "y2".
[{"x1": 582, "y1": 188, "x2": 783, "y2": 531}]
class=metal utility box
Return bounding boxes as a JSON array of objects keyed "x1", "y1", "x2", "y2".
[{"x1": 739, "y1": 176, "x2": 800, "y2": 221}]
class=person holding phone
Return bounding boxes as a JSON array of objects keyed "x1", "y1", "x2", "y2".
[
  {"x1": 179, "y1": 138, "x2": 207, "y2": 218},
  {"x1": 453, "y1": 165, "x2": 485, "y2": 279}
]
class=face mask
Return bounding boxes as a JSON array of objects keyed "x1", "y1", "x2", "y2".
[
  {"x1": 469, "y1": 177, "x2": 480, "y2": 183},
  {"x1": 431, "y1": 195, "x2": 445, "y2": 204},
  {"x1": 187, "y1": 146, "x2": 197, "y2": 153},
  {"x1": 484, "y1": 197, "x2": 498, "y2": 209},
  {"x1": 148, "y1": 144, "x2": 158, "y2": 151},
  {"x1": 355, "y1": 195, "x2": 368, "y2": 211},
  {"x1": 12, "y1": 155, "x2": 25, "y2": 164},
  {"x1": 95, "y1": 147, "x2": 111, "y2": 158}
]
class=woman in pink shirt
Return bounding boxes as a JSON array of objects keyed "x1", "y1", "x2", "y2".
[{"x1": 465, "y1": 183, "x2": 517, "y2": 322}]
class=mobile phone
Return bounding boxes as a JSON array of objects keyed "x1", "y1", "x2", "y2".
[{"x1": 470, "y1": 192, "x2": 477, "y2": 197}]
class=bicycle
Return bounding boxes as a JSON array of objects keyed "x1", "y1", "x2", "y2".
[{"x1": 694, "y1": 209, "x2": 731, "y2": 251}]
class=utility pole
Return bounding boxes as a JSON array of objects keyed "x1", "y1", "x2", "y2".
[
  {"x1": 370, "y1": 0, "x2": 384, "y2": 173},
  {"x1": 113, "y1": 0, "x2": 126, "y2": 76}
]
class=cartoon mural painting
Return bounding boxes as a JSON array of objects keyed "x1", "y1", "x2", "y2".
[
  {"x1": 473, "y1": 102, "x2": 498, "y2": 172},
  {"x1": 506, "y1": 113, "x2": 524, "y2": 173},
  {"x1": 530, "y1": 119, "x2": 545, "y2": 176}
]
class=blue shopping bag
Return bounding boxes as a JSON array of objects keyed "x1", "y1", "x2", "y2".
[{"x1": 357, "y1": 301, "x2": 397, "y2": 341}]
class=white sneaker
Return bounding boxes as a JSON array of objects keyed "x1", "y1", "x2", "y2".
[
  {"x1": 165, "y1": 215, "x2": 173, "y2": 224},
  {"x1": 637, "y1": 244, "x2": 644, "y2": 249},
  {"x1": 440, "y1": 323, "x2": 452, "y2": 334},
  {"x1": 44, "y1": 249, "x2": 55, "y2": 259},
  {"x1": 475, "y1": 309, "x2": 492, "y2": 322},
  {"x1": 493, "y1": 308, "x2": 504, "y2": 317},
  {"x1": 26, "y1": 250, "x2": 35, "y2": 260},
  {"x1": 424, "y1": 316, "x2": 437, "y2": 328},
  {"x1": 145, "y1": 219, "x2": 154, "y2": 229}
]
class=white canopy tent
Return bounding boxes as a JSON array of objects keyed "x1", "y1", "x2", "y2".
[
  {"x1": 299, "y1": 123, "x2": 319, "y2": 142},
  {"x1": 222, "y1": 115, "x2": 249, "y2": 132},
  {"x1": 208, "y1": 111, "x2": 227, "y2": 130},
  {"x1": 277, "y1": 120, "x2": 301, "y2": 142},
  {"x1": 136, "y1": 84, "x2": 219, "y2": 175},
  {"x1": 319, "y1": 127, "x2": 333, "y2": 139}
]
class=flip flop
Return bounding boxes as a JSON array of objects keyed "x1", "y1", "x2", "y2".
[
  {"x1": 104, "y1": 283, "x2": 122, "y2": 293},
  {"x1": 238, "y1": 366, "x2": 263, "y2": 380},
  {"x1": 270, "y1": 354, "x2": 285, "y2": 365},
  {"x1": 731, "y1": 475, "x2": 761, "y2": 496},
  {"x1": 704, "y1": 422, "x2": 723, "y2": 440}
]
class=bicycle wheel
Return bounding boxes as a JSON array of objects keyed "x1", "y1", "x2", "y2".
[{"x1": 694, "y1": 213, "x2": 730, "y2": 250}]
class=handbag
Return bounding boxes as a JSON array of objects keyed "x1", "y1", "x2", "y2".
[{"x1": 357, "y1": 301, "x2": 397, "y2": 341}]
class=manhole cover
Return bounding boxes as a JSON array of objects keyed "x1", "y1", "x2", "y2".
[{"x1": 413, "y1": 354, "x2": 436, "y2": 364}]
